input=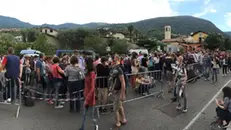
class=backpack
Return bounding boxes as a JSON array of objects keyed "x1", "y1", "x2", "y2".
[
  {"x1": 108, "y1": 65, "x2": 123, "y2": 91},
  {"x1": 23, "y1": 89, "x2": 35, "y2": 107}
]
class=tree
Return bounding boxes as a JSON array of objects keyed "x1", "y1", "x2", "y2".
[
  {"x1": 21, "y1": 31, "x2": 27, "y2": 42},
  {"x1": 14, "y1": 42, "x2": 31, "y2": 55},
  {"x1": 27, "y1": 29, "x2": 38, "y2": 42},
  {"x1": 111, "y1": 39, "x2": 129, "y2": 54},
  {"x1": 57, "y1": 29, "x2": 92, "y2": 49},
  {"x1": 224, "y1": 38, "x2": 231, "y2": 50},
  {"x1": 0, "y1": 33, "x2": 16, "y2": 54},
  {"x1": 33, "y1": 34, "x2": 56, "y2": 55},
  {"x1": 137, "y1": 39, "x2": 158, "y2": 51},
  {"x1": 127, "y1": 25, "x2": 134, "y2": 42},
  {"x1": 204, "y1": 33, "x2": 224, "y2": 50},
  {"x1": 84, "y1": 35, "x2": 107, "y2": 55}
]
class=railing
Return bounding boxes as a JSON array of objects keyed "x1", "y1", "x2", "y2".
[
  {"x1": 0, "y1": 74, "x2": 22, "y2": 118},
  {"x1": 0, "y1": 63, "x2": 204, "y2": 118}
]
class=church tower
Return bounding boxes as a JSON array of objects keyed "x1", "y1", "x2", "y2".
[{"x1": 164, "y1": 26, "x2": 171, "y2": 39}]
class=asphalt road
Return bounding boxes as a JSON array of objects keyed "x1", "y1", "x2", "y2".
[{"x1": 0, "y1": 74, "x2": 230, "y2": 130}]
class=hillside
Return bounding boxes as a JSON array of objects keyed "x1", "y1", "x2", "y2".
[
  {"x1": 0, "y1": 15, "x2": 225, "y2": 36},
  {"x1": 106, "y1": 16, "x2": 224, "y2": 35},
  {"x1": 0, "y1": 16, "x2": 33, "y2": 28},
  {"x1": 226, "y1": 32, "x2": 231, "y2": 36}
]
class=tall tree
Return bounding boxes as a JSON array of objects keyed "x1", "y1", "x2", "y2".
[
  {"x1": 84, "y1": 35, "x2": 107, "y2": 55},
  {"x1": 0, "y1": 33, "x2": 15, "y2": 54},
  {"x1": 127, "y1": 25, "x2": 134, "y2": 42},
  {"x1": 57, "y1": 29, "x2": 91, "y2": 49},
  {"x1": 33, "y1": 34, "x2": 56, "y2": 55},
  {"x1": 27, "y1": 29, "x2": 37, "y2": 42},
  {"x1": 224, "y1": 38, "x2": 231, "y2": 50},
  {"x1": 204, "y1": 33, "x2": 224, "y2": 50}
]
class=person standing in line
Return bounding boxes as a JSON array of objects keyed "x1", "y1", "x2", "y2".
[
  {"x1": 79, "y1": 57, "x2": 98, "y2": 130},
  {"x1": 130, "y1": 52, "x2": 139, "y2": 88},
  {"x1": 109, "y1": 54, "x2": 127, "y2": 127},
  {"x1": 65, "y1": 55, "x2": 85, "y2": 113},
  {"x1": 163, "y1": 53, "x2": 174, "y2": 93},
  {"x1": 96, "y1": 56, "x2": 110, "y2": 114},
  {"x1": 222, "y1": 55, "x2": 228, "y2": 76},
  {"x1": 211, "y1": 56, "x2": 220, "y2": 83},
  {"x1": 1, "y1": 47, "x2": 23, "y2": 103},
  {"x1": 175, "y1": 56, "x2": 188, "y2": 113},
  {"x1": 203, "y1": 53, "x2": 212, "y2": 81},
  {"x1": 51, "y1": 57, "x2": 65, "y2": 109},
  {"x1": 140, "y1": 53, "x2": 148, "y2": 72},
  {"x1": 36, "y1": 53, "x2": 47, "y2": 90}
]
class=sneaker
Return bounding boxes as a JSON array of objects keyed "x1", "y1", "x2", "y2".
[
  {"x1": 7, "y1": 98, "x2": 11, "y2": 102},
  {"x1": 47, "y1": 100, "x2": 54, "y2": 105},
  {"x1": 176, "y1": 106, "x2": 182, "y2": 110},
  {"x1": 55, "y1": 105, "x2": 64, "y2": 109},
  {"x1": 60, "y1": 102, "x2": 65, "y2": 105},
  {"x1": 218, "y1": 123, "x2": 228, "y2": 128},
  {"x1": 171, "y1": 97, "x2": 177, "y2": 102},
  {"x1": 100, "y1": 108, "x2": 110, "y2": 114},
  {"x1": 182, "y1": 109, "x2": 187, "y2": 113},
  {"x1": 95, "y1": 125, "x2": 99, "y2": 130}
]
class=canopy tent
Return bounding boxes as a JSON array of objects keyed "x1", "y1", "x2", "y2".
[{"x1": 20, "y1": 50, "x2": 41, "y2": 55}]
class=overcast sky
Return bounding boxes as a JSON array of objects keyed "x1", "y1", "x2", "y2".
[{"x1": 0, "y1": 0, "x2": 230, "y2": 31}]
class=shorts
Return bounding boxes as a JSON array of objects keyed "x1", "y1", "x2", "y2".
[
  {"x1": 113, "y1": 90, "x2": 123, "y2": 112},
  {"x1": 97, "y1": 88, "x2": 108, "y2": 104}
]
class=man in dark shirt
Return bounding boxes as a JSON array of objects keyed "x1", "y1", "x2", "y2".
[
  {"x1": 36, "y1": 53, "x2": 46, "y2": 90},
  {"x1": 96, "y1": 56, "x2": 110, "y2": 114},
  {"x1": 1, "y1": 47, "x2": 22, "y2": 102},
  {"x1": 163, "y1": 53, "x2": 174, "y2": 93},
  {"x1": 141, "y1": 54, "x2": 148, "y2": 70}
]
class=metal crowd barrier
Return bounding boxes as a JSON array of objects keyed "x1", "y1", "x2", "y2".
[
  {"x1": 0, "y1": 74, "x2": 22, "y2": 118},
  {"x1": 20, "y1": 63, "x2": 203, "y2": 118},
  {"x1": 186, "y1": 63, "x2": 203, "y2": 83},
  {"x1": 95, "y1": 70, "x2": 164, "y2": 118}
]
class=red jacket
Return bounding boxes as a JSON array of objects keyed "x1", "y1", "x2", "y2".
[{"x1": 84, "y1": 71, "x2": 96, "y2": 106}]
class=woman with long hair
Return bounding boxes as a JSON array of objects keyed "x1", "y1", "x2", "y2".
[
  {"x1": 79, "y1": 57, "x2": 98, "y2": 130},
  {"x1": 131, "y1": 52, "x2": 139, "y2": 88},
  {"x1": 215, "y1": 86, "x2": 231, "y2": 128}
]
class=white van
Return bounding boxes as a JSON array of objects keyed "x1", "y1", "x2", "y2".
[{"x1": 129, "y1": 49, "x2": 149, "y2": 54}]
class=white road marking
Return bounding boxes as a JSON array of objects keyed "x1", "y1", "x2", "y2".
[{"x1": 182, "y1": 79, "x2": 231, "y2": 130}]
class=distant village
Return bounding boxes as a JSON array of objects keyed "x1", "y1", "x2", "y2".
[{"x1": 0, "y1": 26, "x2": 208, "y2": 53}]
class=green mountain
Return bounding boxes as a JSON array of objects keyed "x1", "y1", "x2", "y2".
[
  {"x1": 0, "y1": 15, "x2": 225, "y2": 36},
  {"x1": 226, "y1": 32, "x2": 231, "y2": 36},
  {"x1": 0, "y1": 15, "x2": 33, "y2": 28},
  {"x1": 106, "y1": 16, "x2": 224, "y2": 35}
]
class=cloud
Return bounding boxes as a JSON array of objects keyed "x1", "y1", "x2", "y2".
[
  {"x1": 225, "y1": 13, "x2": 231, "y2": 28},
  {"x1": 170, "y1": 0, "x2": 198, "y2": 2},
  {"x1": 204, "y1": 0, "x2": 211, "y2": 5},
  {"x1": 210, "y1": 9, "x2": 217, "y2": 13},
  {"x1": 0, "y1": 0, "x2": 176, "y2": 25},
  {"x1": 193, "y1": 7, "x2": 216, "y2": 17}
]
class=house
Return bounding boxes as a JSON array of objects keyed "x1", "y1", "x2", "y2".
[
  {"x1": 162, "y1": 26, "x2": 208, "y2": 52},
  {"x1": 14, "y1": 36, "x2": 23, "y2": 42},
  {"x1": 105, "y1": 32, "x2": 126, "y2": 40},
  {"x1": 190, "y1": 31, "x2": 208, "y2": 43},
  {"x1": 112, "y1": 33, "x2": 125, "y2": 39},
  {"x1": 38, "y1": 27, "x2": 58, "y2": 37},
  {"x1": 0, "y1": 28, "x2": 21, "y2": 32}
]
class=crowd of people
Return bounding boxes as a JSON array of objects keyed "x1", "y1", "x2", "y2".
[{"x1": 2, "y1": 47, "x2": 231, "y2": 129}]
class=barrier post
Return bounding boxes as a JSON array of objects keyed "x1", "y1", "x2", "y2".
[{"x1": 0, "y1": 78, "x2": 21, "y2": 118}]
